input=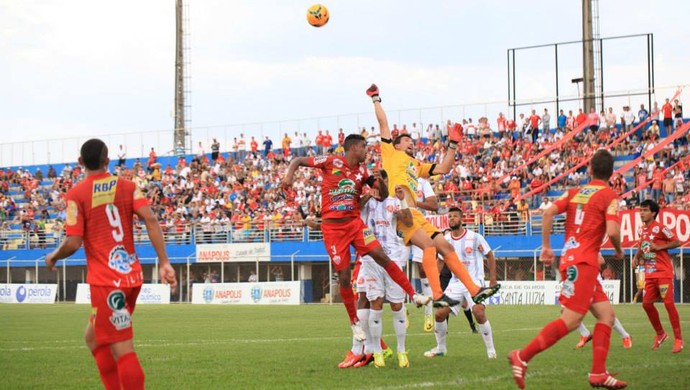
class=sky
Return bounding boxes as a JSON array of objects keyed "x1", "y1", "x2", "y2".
[{"x1": 1, "y1": 0, "x2": 689, "y2": 166}]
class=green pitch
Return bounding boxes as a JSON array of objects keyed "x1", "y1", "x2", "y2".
[{"x1": 1, "y1": 304, "x2": 688, "y2": 389}]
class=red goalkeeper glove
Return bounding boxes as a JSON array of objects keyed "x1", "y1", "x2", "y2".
[
  {"x1": 366, "y1": 84, "x2": 381, "y2": 103},
  {"x1": 448, "y1": 123, "x2": 463, "y2": 146}
]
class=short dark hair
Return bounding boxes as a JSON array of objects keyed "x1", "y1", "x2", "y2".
[
  {"x1": 448, "y1": 206, "x2": 462, "y2": 214},
  {"x1": 393, "y1": 133, "x2": 412, "y2": 146},
  {"x1": 80, "y1": 139, "x2": 108, "y2": 170},
  {"x1": 640, "y1": 199, "x2": 660, "y2": 218},
  {"x1": 343, "y1": 134, "x2": 366, "y2": 151},
  {"x1": 590, "y1": 149, "x2": 614, "y2": 180}
]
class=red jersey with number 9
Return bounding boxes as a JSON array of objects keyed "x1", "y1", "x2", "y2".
[
  {"x1": 553, "y1": 180, "x2": 620, "y2": 270},
  {"x1": 64, "y1": 173, "x2": 148, "y2": 287}
]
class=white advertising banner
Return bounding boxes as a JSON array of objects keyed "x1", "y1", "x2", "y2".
[
  {"x1": 486, "y1": 280, "x2": 621, "y2": 306},
  {"x1": 196, "y1": 243, "x2": 271, "y2": 263},
  {"x1": 191, "y1": 281, "x2": 301, "y2": 305},
  {"x1": 75, "y1": 284, "x2": 172, "y2": 304},
  {"x1": 0, "y1": 284, "x2": 57, "y2": 304}
]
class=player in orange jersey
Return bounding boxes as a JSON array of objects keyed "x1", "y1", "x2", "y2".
[
  {"x1": 46, "y1": 139, "x2": 177, "y2": 390},
  {"x1": 508, "y1": 150, "x2": 627, "y2": 389}
]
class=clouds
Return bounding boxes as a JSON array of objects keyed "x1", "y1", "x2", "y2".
[{"x1": 1, "y1": 0, "x2": 689, "y2": 165}]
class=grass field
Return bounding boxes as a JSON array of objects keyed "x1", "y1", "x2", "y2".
[{"x1": 1, "y1": 303, "x2": 689, "y2": 389}]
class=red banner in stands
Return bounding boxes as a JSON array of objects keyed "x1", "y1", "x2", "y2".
[{"x1": 601, "y1": 209, "x2": 690, "y2": 249}]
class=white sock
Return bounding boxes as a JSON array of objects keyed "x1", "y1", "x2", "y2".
[
  {"x1": 421, "y1": 278, "x2": 433, "y2": 316},
  {"x1": 478, "y1": 320, "x2": 495, "y2": 352},
  {"x1": 434, "y1": 319, "x2": 448, "y2": 352},
  {"x1": 368, "y1": 309, "x2": 383, "y2": 354},
  {"x1": 577, "y1": 322, "x2": 591, "y2": 337},
  {"x1": 612, "y1": 317, "x2": 629, "y2": 338},
  {"x1": 392, "y1": 307, "x2": 407, "y2": 352},
  {"x1": 356, "y1": 309, "x2": 370, "y2": 354}
]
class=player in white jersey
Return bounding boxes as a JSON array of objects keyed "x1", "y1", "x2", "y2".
[
  {"x1": 424, "y1": 207, "x2": 498, "y2": 359},
  {"x1": 409, "y1": 177, "x2": 440, "y2": 331},
  {"x1": 358, "y1": 180, "x2": 414, "y2": 368}
]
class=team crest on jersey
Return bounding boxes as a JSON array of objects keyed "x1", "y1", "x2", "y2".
[
  {"x1": 563, "y1": 237, "x2": 580, "y2": 251},
  {"x1": 66, "y1": 200, "x2": 78, "y2": 226},
  {"x1": 333, "y1": 159, "x2": 344, "y2": 168},
  {"x1": 362, "y1": 227, "x2": 376, "y2": 245},
  {"x1": 108, "y1": 245, "x2": 136, "y2": 274},
  {"x1": 331, "y1": 168, "x2": 342, "y2": 176},
  {"x1": 652, "y1": 226, "x2": 660, "y2": 234},
  {"x1": 566, "y1": 265, "x2": 578, "y2": 282}
]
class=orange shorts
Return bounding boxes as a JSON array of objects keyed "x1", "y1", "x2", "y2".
[
  {"x1": 559, "y1": 263, "x2": 608, "y2": 315},
  {"x1": 322, "y1": 218, "x2": 381, "y2": 272},
  {"x1": 397, "y1": 208, "x2": 438, "y2": 245},
  {"x1": 89, "y1": 285, "x2": 141, "y2": 345},
  {"x1": 643, "y1": 278, "x2": 674, "y2": 304}
]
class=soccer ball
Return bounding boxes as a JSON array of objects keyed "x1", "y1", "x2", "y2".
[{"x1": 307, "y1": 4, "x2": 329, "y2": 27}]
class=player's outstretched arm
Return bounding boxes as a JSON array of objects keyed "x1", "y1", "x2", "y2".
[
  {"x1": 280, "y1": 157, "x2": 312, "y2": 189},
  {"x1": 417, "y1": 195, "x2": 439, "y2": 212},
  {"x1": 136, "y1": 205, "x2": 178, "y2": 290},
  {"x1": 45, "y1": 236, "x2": 83, "y2": 271},
  {"x1": 430, "y1": 124, "x2": 462, "y2": 175},
  {"x1": 366, "y1": 84, "x2": 391, "y2": 140}
]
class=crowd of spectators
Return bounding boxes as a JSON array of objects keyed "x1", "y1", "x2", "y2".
[{"x1": 1, "y1": 98, "x2": 688, "y2": 247}]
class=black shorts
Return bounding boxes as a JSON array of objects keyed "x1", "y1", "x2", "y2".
[
  {"x1": 663, "y1": 118, "x2": 673, "y2": 127},
  {"x1": 212, "y1": 151, "x2": 219, "y2": 160}
]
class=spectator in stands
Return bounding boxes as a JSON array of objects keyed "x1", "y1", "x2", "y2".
[
  {"x1": 315, "y1": 130, "x2": 324, "y2": 155},
  {"x1": 601, "y1": 264, "x2": 616, "y2": 280},
  {"x1": 302, "y1": 133, "x2": 312, "y2": 156},
  {"x1": 542, "y1": 108, "x2": 551, "y2": 135},
  {"x1": 247, "y1": 270, "x2": 257, "y2": 283},
  {"x1": 263, "y1": 136, "x2": 273, "y2": 157},
  {"x1": 211, "y1": 138, "x2": 220, "y2": 162},
  {"x1": 557, "y1": 109, "x2": 566, "y2": 130},
  {"x1": 272, "y1": 266, "x2": 285, "y2": 282},
  {"x1": 61, "y1": 164, "x2": 73, "y2": 179},
  {"x1": 281, "y1": 133, "x2": 292, "y2": 158},
  {"x1": 662, "y1": 98, "x2": 674, "y2": 134},
  {"x1": 587, "y1": 106, "x2": 600, "y2": 134},
  {"x1": 528, "y1": 109, "x2": 541, "y2": 143},
  {"x1": 238, "y1": 134, "x2": 247, "y2": 161},
  {"x1": 47, "y1": 165, "x2": 57, "y2": 180},
  {"x1": 638, "y1": 104, "x2": 649, "y2": 126},
  {"x1": 117, "y1": 145, "x2": 127, "y2": 167}
]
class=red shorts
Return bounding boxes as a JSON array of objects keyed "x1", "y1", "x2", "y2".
[
  {"x1": 322, "y1": 218, "x2": 381, "y2": 272},
  {"x1": 643, "y1": 278, "x2": 674, "y2": 304},
  {"x1": 89, "y1": 285, "x2": 141, "y2": 345},
  {"x1": 559, "y1": 263, "x2": 608, "y2": 315}
]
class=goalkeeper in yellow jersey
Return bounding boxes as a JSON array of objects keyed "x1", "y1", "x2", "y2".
[{"x1": 366, "y1": 84, "x2": 500, "y2": 307}]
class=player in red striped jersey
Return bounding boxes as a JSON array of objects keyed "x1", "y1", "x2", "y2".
[
  {"x1": 508, "y1": 149, "x2": 627, "y2": 389},
  {"x1": 634, "y1": 199, "x2": 683, "y2": 353},
  {"x1": 46, "y1": 139, "x2": 177, "y2": 390}
]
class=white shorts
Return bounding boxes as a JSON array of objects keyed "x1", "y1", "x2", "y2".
[
  {"x1": 360, "y1": 258, "x2": 406, "y2": 303},
  {"x1": 444, "y1": 279, "x2": 486, "y2": 316},
  {"x1": 411, "y1": 245, "x2": 423, "y2": 264}
]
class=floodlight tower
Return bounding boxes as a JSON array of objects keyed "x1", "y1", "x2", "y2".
[
  {"x1": 582, "y1": 0, "x2": 602, "y2": 113},
  {"x1": 174, "y1": 0, "x2": 192, "y2": 153}
]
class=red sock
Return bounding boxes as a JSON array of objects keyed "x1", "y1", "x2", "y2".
[
  {"x1": 643, "y1": 302, "x2": 664, "y2": 334},
  {"x1": 380, "y1": 338, "x2": 388, "y2": 350},
  {"x1": 383, "y1": 262, "x2": 416, "y2": 298},
  {"x1": 91, "y1": 345, "x2": 120, "y2": 390},
  {"x1": 117, "y1": 352, "x2": 145, "y2": 390},
  {"x1": 339, "y1": 286, "x2": 358, "y2": 324},
  {"x1": 591, "y1": 323, "x2": 612, "y2": 374},
  {"x1": 664, "y1": 301, "x2": 683, "y2": 340},
  {"x1": 520, "y1": 318, "x2": 569, "y2": 362}
]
